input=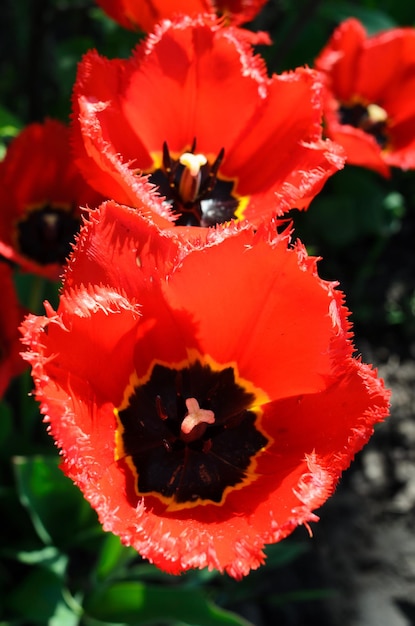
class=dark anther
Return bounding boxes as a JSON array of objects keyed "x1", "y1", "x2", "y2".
[
  {"x1": 201, "y1": 147, "x2": 225, "y2": 197},
  {"x1": 162, "y1": 141, "x2": 175, "y2": 189},
  {"x1": 148, "y1": 141, "x2": 239, "y2": 227},
  {"x1": 156, "y1": 395, "x2": 168, "y2": 421}
]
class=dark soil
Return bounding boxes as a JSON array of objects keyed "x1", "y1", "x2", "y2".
[{"x1": 307, "y1": 352, "x2": 415, "y2": 626}]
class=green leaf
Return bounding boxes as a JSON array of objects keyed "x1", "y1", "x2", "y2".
[
  {"x1": 84, "y1": 582, "x2": 253, "y2": 626},
  {"x1": 268, "y1": 588, "x2": 334, "y2": 606},
  {"x1": 0, "y1": 105, "x2": 22, "y2": 137},
  {"x1": 318, "y1": 1, "x2": 397, "y2": 34},
  {"x1": 2, "y1": 545, "x2": 61, "y2": 566},
  {"x1": 263, "y1": 541, "x2": 309, "y2": 569},
  {"x1": 49, "y1": 596, "x2": 81, "y2": 626},
  {"x1": 13, "y1": 272, "x2": 60, "y2": 315},
  {"x1": 89, "y1": 7, "x2": 143, "y2": 58},
  {"x1": 0, "y1": 106, "x2": 22, "y2": 159},
  {"x1": 300, "y1": 167, "x2": 396, "y2": 249},
  {"x1": 13, "y1": 455, "x2": 99, "y2": 548},
  {"x1": 0, "y1": 401, "x2": 13, "y2": 449},
  {"x1": 0, "y1": 486, "x2": 43, "y2": 552},
  {"x1": 94, "y1": 534, "x2": 138, "y2": 582},
  {"x1": 6, "y1": 567, "x2": 72, "y2": 624}
]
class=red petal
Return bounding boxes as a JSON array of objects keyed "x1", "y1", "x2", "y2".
[
  {"x1": 1, "y1": 265, "x2": 26, "y2": 396},
  {"x1": 315, "y1": 18, "x2": 366, "y2": 102},
  {"x1": 122, "y1": 18, "x2": 267, "y2": 160},
  {"x1": 64, "y1": 202, "x2": 183, "y2": 292},
  {"x1": 24, "y1": 288, "x2": 140, "y2": 405},
  {"x1": 325, "y1": 122, "x2": 391, "y2": 177},
  {"x1": 163, "y1": 232, "x2": 351, "y2": 399},
  {"x1": 95, "y1": 0, "x2": 267, "y2": 32},
  {"x1": 355, "y1": 27, "x2": 415, "y2": 104},
  {"x1": 222, "y1": 67, "x2": 344, "y2": 215}
]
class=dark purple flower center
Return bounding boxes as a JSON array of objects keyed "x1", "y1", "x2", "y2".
[
  {"x1": 115, "y1": 360, "x2": 268, "y2": 508},
  {"x1": 148, "y1": 141, "x2": 241, "y2": 227},
  {"x1": 339, "y1": 101, "x2": 389, "y2": 148},
  {"x1": 17, "y1": 205, "x2": 80, "y2": 265}
]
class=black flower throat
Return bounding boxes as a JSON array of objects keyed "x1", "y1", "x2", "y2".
[
  {"x1": 148, "y1": 141, "x2": 242, "y2": 227},
  {"x1": 339, "y1": 101, "x2": 389, "y2": 149},
  {"x1": 17, "y1": 205, "x2": 80, "y2": 266},
  {"x1": 115, "y1": 359, "x2": 269, "y2": 509}
]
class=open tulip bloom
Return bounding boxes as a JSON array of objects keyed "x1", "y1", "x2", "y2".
[
  {"x1": 0, "y1": 119, "x2": 104, "y2": 279},
  {"x1": 315, "y1": 18, "x2": 415, "y2": 177},
  {"x1": 95, "y1": 0, "x2": 268, "y2": 32},
  {"x1": 21, "y1": 192, "x2": 389, "y2": 579},
  {"x1": 72, "y1": 15, "x2": 344, "y2": 229}
]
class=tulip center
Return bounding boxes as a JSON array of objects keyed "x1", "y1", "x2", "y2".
[
  {"x1": 16, "y1": 205, "x2": 80, "y2": 266},
  {"x1": 148, "y1": 141, "x2": 242, "y2": 227},
  {"x1": 115, "y1": 358, "x2": 269, "y2": 510},
  {"x1": 339, "y1": 101, "x2": 389, "y2": 148}
]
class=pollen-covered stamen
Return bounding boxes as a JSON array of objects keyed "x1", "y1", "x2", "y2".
[
  {"x1": 339, "y1": 101, "x2": 389, "y2": 148},
  {"x1": 41, "y1": 212, "x2": 60, "y2": 242},
  {"x1": 180, "y1": 397, "x2": 215, "y2": 443},
  {"x1": 366, "y1": 103, "x2": 388, "y2": 125},
  {"x1": 178, "y1": 152, "x2": 207, "y2": 203}
]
